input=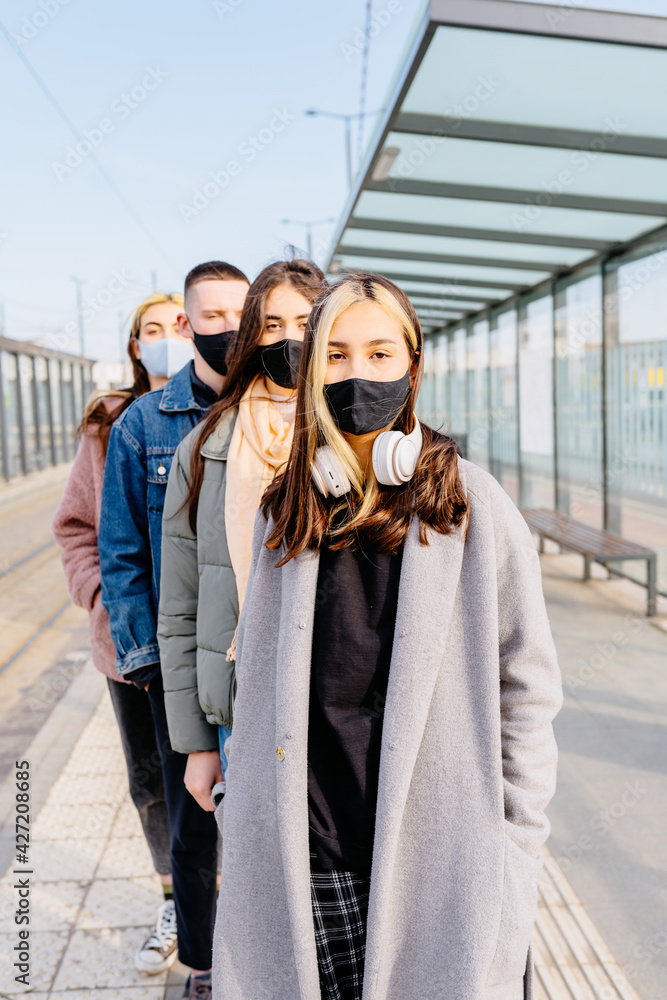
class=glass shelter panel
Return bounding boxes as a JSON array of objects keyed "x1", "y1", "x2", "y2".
[
  {"x1": 519, "y1": 294, "x2": 555, "y2": 509},
  {"x1": 448, "y1": 327, "x2": 467, "y2": 455},
  {"x1": 433, "y1": 334, "x2": 448, "y2": 432},
  {"x1": 2, "y1": 353, "x2": 21, "y2": 478},
  {"x1": 49, "y1": 359, "x2": 64, "y2": 463},
  {"x1": 60, "y1": 362, "x2": 75, "y2": 462},
  {"x1": 606, "y1": 245, "x2": 667, "y2": 593},
  {"x1": 490, "y1": 308, "x2": 519, "y2": 504},
  {"x1": 555, "y1": 272, "x2": 603, "y2": 527},
  {"x1": 419, "y1": 338, "x2": 436, "y2": 425},
  {"x1": 467, "y1": 319, "x2": 490, "y2": 471},
  {"x1": 34, "y1": 356, "x2": 53, "y2": 468},
  {"x1": 18, "y1": 355, "x2": 37, "y2": 473},
  {"x1": 404, "y1": 26, "x2": 667, "y2": 138}
]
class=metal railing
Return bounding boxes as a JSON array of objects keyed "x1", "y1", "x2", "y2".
[{"x1": 0, "y1": 336, "x2": 94, "y2": 482}]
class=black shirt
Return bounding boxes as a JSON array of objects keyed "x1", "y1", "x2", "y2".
[
  {"x1": 190, "y1": 368, "x2": 219, "y2": 409},
  {"x1": 308, "y1": 539, "x2": 403, "y2": 874}
]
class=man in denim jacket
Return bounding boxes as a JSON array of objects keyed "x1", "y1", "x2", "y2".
[{"x1": 100, "y1": 261, "x2": 248, "y2": 1000}]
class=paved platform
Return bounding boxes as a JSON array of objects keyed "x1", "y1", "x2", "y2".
[
  {"x1": 540, "y1": 552, "x2": 667, "y2": 1000},
  {"x1": 0, "y1": 543, "x2": 664, "y2": 1000}
]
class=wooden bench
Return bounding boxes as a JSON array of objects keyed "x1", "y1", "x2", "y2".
[{"x1": 520, "y1": 508, "x2": 658, "y2": 617}]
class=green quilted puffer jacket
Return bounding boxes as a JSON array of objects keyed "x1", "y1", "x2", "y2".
[{"x1": 158, "y1": 409, "x2": 239, "y2": 754}]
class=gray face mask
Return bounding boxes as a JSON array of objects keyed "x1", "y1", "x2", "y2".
[{"x1": 138, "y1": 338, "x2": 194, "y2": 378}]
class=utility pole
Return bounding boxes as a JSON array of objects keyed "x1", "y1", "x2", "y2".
[
  {"x1": 117, "y1": 310, "x2": 126, "y2": 365},
  {"x1": 305, "y1": 108, "x2": 383, "y2": 189},
  {"x1": 70, "y1": 276, "x2": 86, "y2": 357}
]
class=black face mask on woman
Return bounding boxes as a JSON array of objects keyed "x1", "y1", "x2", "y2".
[
  {"x1": 192, "y1": 328, "x2": 237, "y2": 376},
  {"x1": 323, "y1": 371, "x2": 411, "y2": 435},
  {"x1": 257, "y1": 339, "x2": 303, "y2": 390}
]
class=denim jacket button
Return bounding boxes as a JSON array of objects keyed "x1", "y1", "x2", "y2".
[{"x1": 158, "y1": 465, "x2": 167, "y2": 476}]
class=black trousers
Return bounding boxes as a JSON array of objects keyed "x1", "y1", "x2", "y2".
[
  {"x1": 106, "y1": 678, "x2": 170, "y2": 875},
  {"x1": 146, "y1": 672, "x2": 219, "y2": 971}
]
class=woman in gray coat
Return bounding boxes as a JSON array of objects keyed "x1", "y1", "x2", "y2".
[{"x1": 213, "y1": 273, "x2": 562, "y2": 1000}]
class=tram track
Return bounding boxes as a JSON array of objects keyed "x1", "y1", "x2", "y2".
[
  {"x1": 0, "y1": 469, "x2": 90, "y2": 779},
  {"x1": 0, "y1": 539, "x2": 56, "y2": 580},
  {"x1": 0, "y1": 599, "x2": 71, "y2": 676}
]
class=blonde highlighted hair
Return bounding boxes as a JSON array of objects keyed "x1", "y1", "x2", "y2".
[
  {"x1": 263, "y1": 272, "x2": 468, "y2": 561},
  {"x1": 305, "y1": 275, "x2": 420, "y2": 539}
]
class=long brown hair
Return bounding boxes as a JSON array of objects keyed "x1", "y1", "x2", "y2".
[
  {"x1": 78, "y1": 292, "x2": 185, "y2": 455},
  {"x1": 183, "y1": 258, "x2": 326, "y2": 531},
  {"x1": 262, "y1": 272, "x2": 468, "y2": 562}
]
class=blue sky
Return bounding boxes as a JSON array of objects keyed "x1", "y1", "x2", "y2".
[{"x1": 0, "y1": 0, "x2": 663, "y2": 361}]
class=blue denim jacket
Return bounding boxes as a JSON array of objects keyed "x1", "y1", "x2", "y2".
[{"x1": 100, "y1": 362, "x2": 207, "y2": 678}]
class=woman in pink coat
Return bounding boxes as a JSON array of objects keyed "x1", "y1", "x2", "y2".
[{"x1": 52, "y1": 291, "x2": 193, "y2": 974}]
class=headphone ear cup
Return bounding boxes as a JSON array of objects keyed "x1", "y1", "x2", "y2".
[
  {"x1": 311, "y1": 446, "x2": 351, "y2": 498},
  {"x1": 372, "y1": 431, "x2": 404, "y2": 487},
  {"x1": 372, "y1": 420, "x2": 423, "y2": 486}
]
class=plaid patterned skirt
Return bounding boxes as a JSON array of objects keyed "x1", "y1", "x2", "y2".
[{"x1": 310, "y1": 859, "x2": 371, "y2": 1000}]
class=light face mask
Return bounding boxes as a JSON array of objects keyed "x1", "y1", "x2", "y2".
[
  {"x1": 138, "y1": 337, "x2": 194, "y2": 379},
  {"x1": 192, "y1": 328, "x2": 237, "y2": 376},
  {"x1": 323, "y1": 371, "x2": 411, "y2": 435},
  {"x1": 257, "y1": 338, "x2": 303, "y2": 390}
]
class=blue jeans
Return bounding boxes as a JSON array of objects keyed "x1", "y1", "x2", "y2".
[{"x1": 218, "y1": 724, "x2": 232, "y2": 776}]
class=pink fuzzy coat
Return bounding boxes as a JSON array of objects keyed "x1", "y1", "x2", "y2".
[{"x1": 52, "y1": 398, "x2": 129, "y2": 682}]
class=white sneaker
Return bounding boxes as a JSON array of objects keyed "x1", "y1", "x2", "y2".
[{"x1": 135, "y1": 899, "x2": 178, "y2": 974}]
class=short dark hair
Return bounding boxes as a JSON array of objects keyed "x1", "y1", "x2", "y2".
[{"x1": 184, "y1": 260, "x2": 249, "y2": 300}]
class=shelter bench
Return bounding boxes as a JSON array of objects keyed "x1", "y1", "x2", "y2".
[{"x1": 520, "y1": 508, "x2": 657, "y2": 617}]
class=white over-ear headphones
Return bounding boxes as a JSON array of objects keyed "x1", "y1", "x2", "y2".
[{"x1": 311, "y1": 419, "x2": 423, "y2": 498}]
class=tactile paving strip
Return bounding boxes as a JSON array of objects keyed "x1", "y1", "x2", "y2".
[{"x1": 534, "y1": 849, "x2": 641, "y2": 1000}]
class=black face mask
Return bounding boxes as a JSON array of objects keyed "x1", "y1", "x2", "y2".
[
  {"x1": 257, "y1": 338, "x2": 303, "y2": 390},
  {"x1": 192, "y1": 328, "x2": 237, "y2": 376},
  {"x1": 323, "y1": 371, "x2": 411, "y2": 435}
]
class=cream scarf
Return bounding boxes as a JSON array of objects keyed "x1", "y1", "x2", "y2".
[{"x1": 225, "y1": 375, "x2": 295, "y2": 653}]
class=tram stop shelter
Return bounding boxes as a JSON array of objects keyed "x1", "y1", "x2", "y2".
[{"x1": 327, "y1": 0, "x2": 667, "y2": 332}]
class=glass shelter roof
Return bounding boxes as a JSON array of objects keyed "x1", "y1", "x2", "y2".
[{"x1": 326, "y1": 0, "x2": 667, "y2": 333}]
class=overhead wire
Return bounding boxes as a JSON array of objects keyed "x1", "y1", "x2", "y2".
[{"x1": 0, "y1": 17, "x2": 178, "y2": 274}]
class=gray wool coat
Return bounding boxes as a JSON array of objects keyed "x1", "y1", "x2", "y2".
[{"x1": 213, "y1": 459, "x2": 562, "y2": 1000}]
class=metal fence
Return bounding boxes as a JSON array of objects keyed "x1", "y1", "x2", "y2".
[{"x1": 0, "y1": 336, "x2": 94, "y2": 482}]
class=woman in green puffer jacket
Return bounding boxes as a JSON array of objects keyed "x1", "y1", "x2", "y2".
[{"x1": 157, "y1": 258, "x2": 325, "y2": 812}]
